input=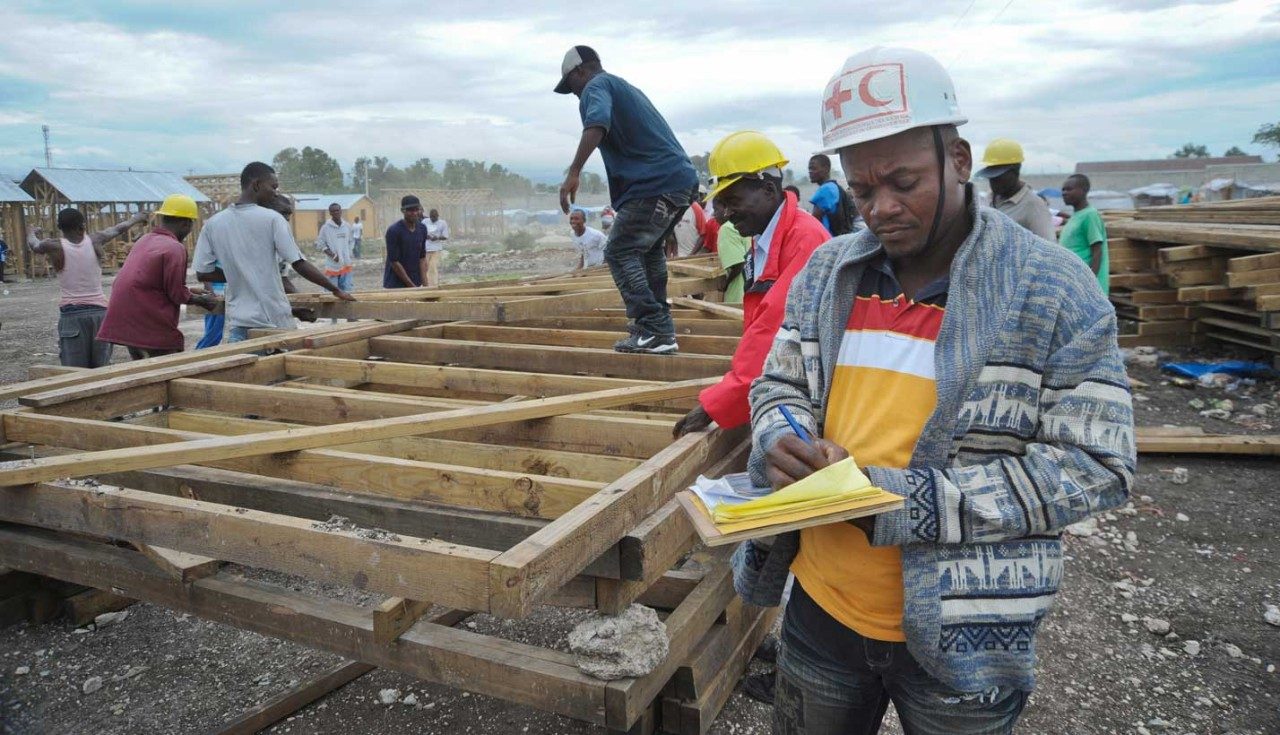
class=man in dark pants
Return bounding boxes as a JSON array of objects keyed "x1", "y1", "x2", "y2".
[
  {"x1": 384, "y1": 195, "x2": 429, "y2": 289},
  {"x1": 555, "y1": 45, "x2": 698, "y2": 354}
]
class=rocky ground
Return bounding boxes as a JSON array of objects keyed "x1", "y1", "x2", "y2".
[{"x1": 0, "y1": 255, "x2": 1278, "y2": 734}]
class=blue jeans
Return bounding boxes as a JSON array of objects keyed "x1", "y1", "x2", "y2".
[
  {"x1": 226, "y1": 326, "x2": 252, "y2": 344},
  {"x1": 604, "y1": 188, "x2": 694, "y2": 337},
  {"x1": 196, "y1": 313, "x2": 224, "y2": 349},
  {"x1": 327, "y1": 271, "x2": 353, "y2": 292},
  {"x1": 775, "y1": 582, "x2": 1027, "y2": 735}
]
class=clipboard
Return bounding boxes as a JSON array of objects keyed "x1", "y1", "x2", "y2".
[{"x1": 675, "y1": 488, "x2": 903, "y2": 546}]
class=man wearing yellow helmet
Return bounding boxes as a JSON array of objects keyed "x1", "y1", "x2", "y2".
[
  {"x1": 98, "y1": 195, "x2": 219, "y2": 360},
  {"x1": 673, "y1": 130, "x2": 829, "y2": 437},
  {"x1": 973, "y1": 138, "x2": 1054, "y2": 241},
  {"x1": 738, "y1": 47, "x2": 1133, "y2": 733}
]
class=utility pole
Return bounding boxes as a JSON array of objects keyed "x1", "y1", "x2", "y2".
[{"x1": 42, "y1": 125, "x2": 52, "y2": 167}]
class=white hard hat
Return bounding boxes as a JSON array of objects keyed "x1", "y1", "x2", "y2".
[{"x1": 819, "y1": 46, "x2": 967, "y2": 154}]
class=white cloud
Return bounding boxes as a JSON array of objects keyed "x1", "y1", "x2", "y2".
[{"x1": 0, "y1": 0, "x2": 1277, "y2": 182}]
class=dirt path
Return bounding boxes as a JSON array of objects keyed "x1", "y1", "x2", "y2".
[{"x1": 1, "y1": 260, "x2": 1277, "y2": 734}]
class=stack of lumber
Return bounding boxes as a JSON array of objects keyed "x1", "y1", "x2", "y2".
[
  {"x1": 1107, "y1": 197, "x2": 1280, "y2": 362},
  {"x1": 0, "y1": 262, "x2": 764, "y2": 734}
]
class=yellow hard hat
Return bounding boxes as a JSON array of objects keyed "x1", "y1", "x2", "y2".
[
  {"x1": 974, "y1": 138, "x2": 1024, "y2": 179},
  {"x1": 154, "y1": 194, "x2": 199, "y2": 219},
  {"x1": 704, "y1": 131, "x2": 789, "y2": 201}
]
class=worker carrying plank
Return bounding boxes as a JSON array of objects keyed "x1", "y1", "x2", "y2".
[
  {"x1": 555, "y1": 45, "x2": 698, "y2": 354},
  {"x1": 673, "y1": 131, "x2": 829, "y2": 437},
  {"x1": 973, "y1": 138, "x2": 1055, "y2": 241},
  {"x1": 194, "y1": 162, "x2": 355, "y2": 342},
  {"x1": 97, "y1": 195, "x2": 220, "y2": 359},
  {"x1": 736, "y1": 46, "x2": 1135, "y2": 733},
  {"x1": 27, "y1": 207, "x2": 149, "y2": 368}
]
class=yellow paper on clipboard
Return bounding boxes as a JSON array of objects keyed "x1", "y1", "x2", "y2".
[{"x1": 712, "y1": 457, "x2": 878, "y2": 523}]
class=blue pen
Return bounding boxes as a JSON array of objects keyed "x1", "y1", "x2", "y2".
[{"x1": 778, "y1": 406, "x2": 812, "y2": 445}]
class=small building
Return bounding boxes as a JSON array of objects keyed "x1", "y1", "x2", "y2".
[
  {"x1": 375, "y1": 188, "x2": 505, "y2": 241},
  {"x1": 20, "y1": 167, "x2": 213, "y2": 269},
  {"x1": 184, "y1": 173, "x2": 240, "y2": 207},
  {"x1": 285, "y1": 193, "x2": 377, "y2": 244},
  {"x1": 0, "y1": 179, "x2": 36, "y2": 278}
]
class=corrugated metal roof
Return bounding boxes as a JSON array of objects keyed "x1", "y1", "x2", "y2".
[
  {"x1": 21, "y1": 168, "x2": 211, "y2": 204},
  {"x1": 288, "y1": 193, "x2": 370, "y2": 211},
  {"x1": 0, "y1": 178, "x2": 34, "y2": 203}
]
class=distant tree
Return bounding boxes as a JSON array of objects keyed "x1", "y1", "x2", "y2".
[
  {"x1": 581, "y1": 171, "x2": 605, "y2": 195},
  {"x1": 352, "y1": 155, "x2": 405, "y2": 192},
  {"x1": 1223, "y1": 146, "x2": 1249, "y2": 157},
  {"x1": 1253, "y1": 122, "x2": 1280, "y2": 157},
  {"x1": 404, "y1": 157, "x2": 442, "y2": 187},
  {"x1": 273, "y1": 146, "x2": 343, "y2": 191},
  {"x1": 1171, "y1": 143, "x2": 1210, "y2": 159},
  {"x1": 688, "y1": 152, "x2": 710, "y2": 180}
]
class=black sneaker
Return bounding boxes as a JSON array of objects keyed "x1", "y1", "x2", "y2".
[
  {"x1": 615, "y1": 332, "x2": 678, "y2": 354},
  {"x1": 613, "y1": 321, "x2": 639, "y2": 351},
  {"x1": 753, "y1": 634, "x2": 779, "y2": 665}
]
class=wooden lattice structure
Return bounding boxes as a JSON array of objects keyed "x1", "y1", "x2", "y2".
[
  {"x1": 377, "y1": 188, "x2": 506, "y2": 239},
  {"x1": 20, "y1": 168, "x2": 213, "y2": 272},
  {"x1": 0, "y1": 179, "x2": 35, "y2": 279},
  {"x1": 0, "y1": 259, "x2": 772, "y2": 734}
]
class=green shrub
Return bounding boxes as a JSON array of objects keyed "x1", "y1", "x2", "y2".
[{"x1": 503, "y1": 230, "x2": 537, "y2": 251}]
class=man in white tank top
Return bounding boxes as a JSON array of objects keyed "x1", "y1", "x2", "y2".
[{"x1": 27, "y1": 208, "x2": 148, "y2": 368}]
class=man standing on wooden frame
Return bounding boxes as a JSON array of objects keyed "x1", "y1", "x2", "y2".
[
  {"x1": 555, "y1": 45, "x2": 698, "y2": 354},
  {"x1": 736, "y1": 47, "x2": 1134, "y2": 734},
  {"x1": 27, "y1": 207, "x2": 149, "y2": 367}
]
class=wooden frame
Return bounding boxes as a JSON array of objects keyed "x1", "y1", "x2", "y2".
[{"x1": 0, "y1": 262, "x2": 762, "y2": 732}]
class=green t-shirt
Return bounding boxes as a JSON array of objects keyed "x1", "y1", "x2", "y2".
[
  {"x1": 1059, "y1": 205, "x2": 1109, "y2": 295},
  {"x1": 716, "y1": 222, "x2": 749, "y2": 304}
]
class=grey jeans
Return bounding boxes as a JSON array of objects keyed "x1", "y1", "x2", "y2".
[
  {"x1": 775, "y1": 582, "x2": 1027, "y2": 735},
  {"x1": 57, "y1": 305, "x2": 113, "y2": 368}
]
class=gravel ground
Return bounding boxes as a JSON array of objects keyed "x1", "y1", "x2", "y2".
[{"x1": 1, "y1": 257, "x2": 1278, "y2": 734}]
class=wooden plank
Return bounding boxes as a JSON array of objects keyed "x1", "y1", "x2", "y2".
[
  {"x1": 0, "y1": 481, "x2": 500, "y2": 609},
  {"x1": 166, "y1": 411, "x2": 639, "y2": 484},
  {"x1": 373, "y1": 597, "x2": 433, "y2": 643},
  {"x1": 1177, "y1": 285, "x2": 1247, "y2": 302},
  {"x1": 1166, "y1": 269, "x2": 1224, "y2": 288},
  {"x1": 302, "y1": 319, "x2": 420, "y2": 348},
  {"x1": 511, "y1": 316, "x2": 745, "y2": 338},
  {"x1": 670, "y1": 297, "x2": 744, "y2": 322},
  {"x1": 668, "y1": 606, "x2": 780, "y2": 735},
  {"x1": 369, "y1": 337, "x2": 731, "y2": 382},
  {"x1": 169, "y1": 380, "x2": 674, "y2": 459},
  {"x1": 204, "y1": 660, "x2": 376, "y2": 735},
  {"x1": 1228, "y1": 251, "x2": 1280, "y2": 273},
  {"x1": 1110, "y1": 273, "x2": 1166, "y2": 289},
  {"x1": 0, "y1": 528, "x2": 610, "y2": 724},
  {"x1": 1157, "y1": 244, "x2": 1214, "y2": 263},
  {"x1": 1227, "y1": 268, "x2": 1280, "y2": 288},
  {"x1": 287, "y1": 353, "x2": 653, "y2": 397},
  {"x1": 1136, "y1": 433, "x2": 1280, "y2": 455},
  {"x1": 0, "y1": 377, "x2": 717, "y2": 487},
  {"x1": 440, "y1": 324, "x2": 740, "y2": 357},
  {"x1": 1125, "y1": 289, "x2": 1180, "y2": 304},
  {"x1": 134, "y1": 543, "x2": 222, "y2": 583},
  {"x1": 62, "y1": 588, "x2": 136, "y2": 627},
  {"x1": 3, "y1": 413, "x2": 605, "y2": 520},
  {"x1": 489, "y1": 426, "x2": 744, "y2": 618}
]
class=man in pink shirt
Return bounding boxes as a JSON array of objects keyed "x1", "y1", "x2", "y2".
[
  {"x1": 98, "y1": 195, "x2": 219, "y2": 360},
  {"x1": 27, "y1": 208, "x2": 148, "y2": 367}
]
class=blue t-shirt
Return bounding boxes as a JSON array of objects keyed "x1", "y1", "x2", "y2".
[
  {"x1": 579, "y1": 73, "x2": 697, "y2": 208},
  {"x1": 809, "y1": 181, "x2": 841, "y2": 233},
  {"x1": 383, "y1": 219, "x2": 427, "y2": 288}
]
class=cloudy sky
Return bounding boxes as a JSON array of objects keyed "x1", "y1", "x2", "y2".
[{"x1": 2, "y1": 0, "x2": 1278, "y2": 184}]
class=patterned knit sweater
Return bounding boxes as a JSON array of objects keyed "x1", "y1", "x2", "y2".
[{"x1": 736, "y1": 195, "x2": 1136, "y2": 694}]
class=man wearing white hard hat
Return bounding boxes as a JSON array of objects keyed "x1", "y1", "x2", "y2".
[
  {"x1": 737, "y1": 47, "x2": 1133, "y2": 733},
  {"x1": 974, "y1": 138, "x2": 1055, "y2": 241}
]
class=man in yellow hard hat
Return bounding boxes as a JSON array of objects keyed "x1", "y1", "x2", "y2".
[
  {"x1": 738, "y1": 47, "x2": 1132, "y2": 733},
  {"x1": 974, "y1": 138, "x2": 1055, "y2": 241},
  {"x1": 673, "y1": 130, "x2": 828, "y2": 437},
  {"x1": 98, "y1": 195, "x2": 219, "y2": 359}
]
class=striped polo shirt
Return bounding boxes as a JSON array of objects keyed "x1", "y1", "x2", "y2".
[{"x1": 791, "y1": 255, "x2": 948, "y2": 642}]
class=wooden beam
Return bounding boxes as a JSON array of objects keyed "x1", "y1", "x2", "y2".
[
  {"x1": 0, "y1": 377, "x2": 717, "y2": 487},
  {"x1": 1136, "y1": 431, "x2": 1280, "y2": 455},
  {"x1": 134, "y1": 543, "x2": 222, "y2": 583},
  {"x1": 3, "y1": 413, "x2": 605, "y2": 520},
  {"x1": 169, "y1": 379, "x2": 675, "y2": 459},
  {"x1": 373, "y1": 597, "x2": 433, "y2": 643},
  {"x1": 287, "y1": 353, "x2": 653, "y2": 397},
  {"x1": 440, "y1": 325, "x2": 740, "y2": 356},
  {"x1": 0, "y1": 527, "x2": 610, "y2": 724},
  {"x1": 489, "y1": 426, "x2": 745, "y2": 618},
  {"x1": 0, "y1": 481, "x2": 499, "y2": 609},
  {"x1": 509, "y1": 316, "x2": 745, "y2": 338},
  {"x1": 204, "y1": 661, "x2": 376, "y2": 735},
  {"x1": 302, "y1": 320, "x2": 420, "y2": 348},
  {"x1": 670, "y1": 297, "x2": 744, "y2": 322},
  {"x1": 369, "y1": 337, "x2": 730, "y2": 382},
  {"x1": 63, "y1": 588, "x2": 136, "y2": 627},
  {"x1": 17, "y1": 354, "x2": 259, "y2": 408}
]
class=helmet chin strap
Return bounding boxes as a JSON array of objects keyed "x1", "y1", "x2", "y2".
[{"x1": 923, "y1": 125, "x2": 947, "y2": 248}]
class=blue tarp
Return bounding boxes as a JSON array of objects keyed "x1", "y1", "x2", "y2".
[{"x1": 1161, "y1": 360, "x2": 1273, "y2": 379}]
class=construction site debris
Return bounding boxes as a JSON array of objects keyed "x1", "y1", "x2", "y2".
[
  {"x1": 567, "y1": 604, "x2": 668, "y2": 680},
  {"x1": 309, "y1": 515, "x2": 402, "y2": 543}
]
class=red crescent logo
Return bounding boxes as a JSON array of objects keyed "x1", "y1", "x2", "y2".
[{"x1": 858, "y1": 69, "x2": 892, "y2": 108}]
